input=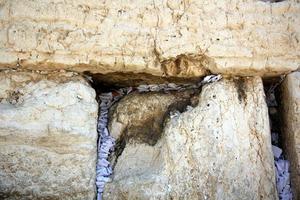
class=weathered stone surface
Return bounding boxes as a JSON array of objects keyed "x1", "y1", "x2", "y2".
[
  {"x1": 0, "y1": 0, "x2": 299, "y2": 77},
  {"x1": 104, "y1": 77, "x2": 277, "y2": 199},
  {"x1": 280, "y1": 71, "x2": 300, "y2": 200},
  {"x1": 0, "y1": 70, "x2": 98, "y2": 199},
  {"x1": 108, "y1": 90, "x2": 198, "y2": 145}
]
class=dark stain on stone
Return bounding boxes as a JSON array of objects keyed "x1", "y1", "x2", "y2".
[
  {"x1": 233, "y1": 78, "x2": 247, "y2": 103},
  {"x1": 110, "y1": 90, "x2": 199, "y2": 146},
  {"x1": 174, "y1": 57, "x2": 182, "y2": 75},
  {"x1": 125, "y1": 116, "x2": 165, "y2": 146},
  {"x1": 108, "y1": 90, "x2": 200, "y2": 166},
  {"x1": 125, "y1": 91, "x2": 197, "y2": 146}
]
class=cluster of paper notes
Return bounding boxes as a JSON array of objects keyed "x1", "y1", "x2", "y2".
[
  {"x1": 136, "y1": 74, "x2": 222, "y2": 92},
  {"x1": 272, "y1": 145, "x2": 293, "y2": 200}
]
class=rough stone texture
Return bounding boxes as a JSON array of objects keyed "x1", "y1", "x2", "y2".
[
  {"x1": 280, "y1": 71, "x2": 300, "y2": 200},
  {"x1": 108, "y1": 90, "x2": 198, "y2": 145},
  {"x1": 0, "y1": 0, "x2": 299, "y2": 78},
  {"x1": 0, "y1": 70, "x2": 98, "y2": 199},
  {"x1": 104, "y1": 77, "x2": 278, "y2": 200}
]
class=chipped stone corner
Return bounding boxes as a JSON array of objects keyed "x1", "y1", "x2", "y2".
[{"x1": 160, "y1": 53, "x2": 213, "y2": 77}]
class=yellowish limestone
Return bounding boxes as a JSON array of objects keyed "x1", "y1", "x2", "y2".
[
  {"x1": 0, "y1": 0, "x2": 299, "y2": 77},
  {"x1": 281, "y1": 71, "x2": 300, "y2": 200},
  {"x1": 0, "y1": 70, "x2": 98, "y2": 199}
]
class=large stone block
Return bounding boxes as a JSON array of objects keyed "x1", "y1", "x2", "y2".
[
  {"x1": 0, "y1": 0, "x2": 299, "y2": 77},
  {"x1": 281, "y1": 71, "x2": 300, "y2": 200},
  {"x1": 0, "y1": 70, "x2": 98, "y2": 199},
  {"x1": 104, "y1": 77, "x2": 277, "y2": 199}
]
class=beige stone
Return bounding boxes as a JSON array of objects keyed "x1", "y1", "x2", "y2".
[
  {"x1": 0, "y1": 0, "x2": 299, "y2": 78},
  {"x1": 0, "y1": 70, "x2": 98, "y2": 199},
  {"x1": 108, "y1": 90, "x2": 197, "y2": 145},
  {"x1": 280, "y1": 71, "x2": 300, "y2": 200},
  {"x1": 103, "y1": 77, "x2": 278, "y2": 200}
]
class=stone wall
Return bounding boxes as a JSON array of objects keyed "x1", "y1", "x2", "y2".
[
  {"x1": 0, "y1": 70, "x2": 98, "y2": 199},
  {"x1": 280, "y1": 71, "x2": 300, "y2": 199},
  {"x1": 0, "y1": 0, "x2": 299, "y2": 199},
  {"x1": 0, "y1": 0, "x2": 299, "y2": 78}
]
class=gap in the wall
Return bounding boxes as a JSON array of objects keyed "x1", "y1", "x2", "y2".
[
  {"x1": 83, "y1": 71, "x2": 201, "y2": 92},
  {"x1": 264, "y1": 77, "x2": 284, "y2": 147},
  {"x1": 263, "y1": 76, "x2": 293, "y2": 199}
]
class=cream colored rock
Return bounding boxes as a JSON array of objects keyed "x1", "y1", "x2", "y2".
[
  {"x1": 0, "y1": 70, "x2": 98, "y2": 199},
  {"x1": 281, "y1": 71, "x2": 300, "y2": 200},
  {"x1": 104, "y1": 77, "x2": 277, "y2": 200},
  {"x1": 0, "y1": 0, "x2": 299, "y2": 77}
]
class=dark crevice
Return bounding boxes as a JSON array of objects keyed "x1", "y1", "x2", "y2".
[
  {"x1": 263, "y1": 77, "x2": 285, "y2": 148},
  {"x1": 259, "y1": 0, "x2": 286, "y2": 3},
  {"x1": 263, "y1": 76, "x2": 293, "y2": 199},
  {"x1": 83, "y1": 71, "x2": 202, "y2": 91}
]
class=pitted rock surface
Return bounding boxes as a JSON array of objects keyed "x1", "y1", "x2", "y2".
[{"x1": 103, "y1": 77, "x2": 277, "y2": 200}]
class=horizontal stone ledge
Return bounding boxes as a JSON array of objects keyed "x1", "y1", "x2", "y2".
[
  {"x1": 0, "y1": 51, "x2": 298, "y2": 79},
  {"x1": 0, "y1": 0, "x2": 299, "y2": 78}
]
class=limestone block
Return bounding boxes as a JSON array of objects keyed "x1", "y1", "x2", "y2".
[
  {"x1": 104, "y1": 77, "x2": 277, "y2": 200},
  {"x1": 0, "y1": 70, "x2": 98, "y2": 199},
  {"x1": 281, "y1": 71, "x2": 300, "y2": 199},
  {"x1": 0, "y1": 0, "x2": 299, "y2": 77}
]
